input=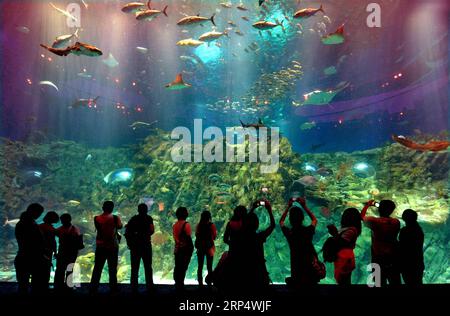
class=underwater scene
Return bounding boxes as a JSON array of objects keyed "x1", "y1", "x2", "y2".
[{"x1": 0, "y1": 0, "x2": 449, "y2": 285}]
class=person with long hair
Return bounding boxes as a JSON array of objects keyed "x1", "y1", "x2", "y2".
[
  {"x1": 280, "y1": 197, "x2": 318, "y2": 287},
  {"x1": 195, "y1": 211, "x2": 217, "y2": 286},
  {"x1": 173, "y1": 207, "x2": 194, "y2": 291},
  {"x1": 327, "y1": 208, "x2": 362, "y2": 285}
]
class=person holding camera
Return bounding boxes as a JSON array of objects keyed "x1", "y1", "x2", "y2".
[
  {"x1": 240, "y1": 199, "x2": 275, "y2": 291},
  {"x1": 280, "y1": 197, "x2": 318, "y2": 287},
  {"x1": 90, "y1": 201, "x2": 123, "y2": 294},
  {"x1": 361, "y1": 199, "x2": 401, "y2": 286}
]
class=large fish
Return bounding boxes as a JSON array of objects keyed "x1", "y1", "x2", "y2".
[
  {"x1": 176, "y1": 38, "x2": 205, "y2": 47},
  {"x1": 52, "y1": 29, "x2": 79, "y2": 48},
  {"x1": 39, "y1": 81, "x2": 59, "y2": 92},
  {"x1": 136, "y1": 5, "x2": 168, "y2": 20},
  {"x1": 177, "y1": 14, "x2": 216, "y2": 26},
  {"x1": 252, "y1": 20, "x2": 283, "y2": 30},
  {"x1": 294, "y1": 5, "x2": 324, "y2": 19},
  {"x1": 198, "y1": 30, "x2": 228, "y2": 42},
  {"x1": 321, "y1": 25, "x2": 345, "y2": 45},
  {"x1": 165, "y1": 73, "x2": 191, "y2": 90},
  {"x1": 40, "y1": 42, "x2": 103, "y2": 57},
  {"x1": 121, "y1": 2, "x2": 147, "y2": 13},
  {"x1": 70, "y1": 96, "x2": 99, "y2": 108}
]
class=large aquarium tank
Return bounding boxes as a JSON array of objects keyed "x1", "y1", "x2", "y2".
[{"x1": 0, "y1": 0, "x2": 448, "y2": 285}]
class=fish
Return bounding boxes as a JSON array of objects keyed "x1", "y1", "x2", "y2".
[
  {"x1": 176, "y1": 38, "x2": 205, "y2": 47},
  {"x1": 77, "y1": 72, "x2": 92, "y2": 78},
  {"x1": 40, "y1": 42, "x2": 103, "y2": 57},
  {"x1": 236, "y1": 4, "x2": 248, "y2": 11},
  {"x1": 165, "y1": 73, "x2": 191, "y2": 90},
  {"x1": 158, "y1": 202, "x2": 165, "y2": 211},
  {"x1": 220, "y1": 2, "x2": 232, "y2": 8},
  {"x1": 129, "y1": 120, "x2": 158, "y2": 130},
  {"x1": 228, "y1": 21, "x2": 237, "y2": 27},
  {"x1": 50, "y1": 2, "x2": 78, "y2": 21},
  {"x1": 16, "y1": 26, "x2": 30, "y2": 34},
  {"x1": 52, "y1": 29, "x2": 79, "y2": 48},
  {"x1": 252, "y1": 20, "x2": 283, "y2": 30},
  {"x1": 177, "y1": 14, "x2": 216, "y2": 27},
  {"x1": 235, "y1": 29, "x2": 244, "y2": 36},
  {"x1": 121, "y1": 2, "x2": 147, "y2": 13},
  {"x1": 70, "y1": 96, "x2": 99, "y2": 108},
  {"x1": 392, "y1": 135, "x2": 450, "y2": 152},
  {"x1": 85, "y1": 154, "x2": 93, "y2": 161},
  {"x1": 198, "y1": 30, "x2": 228, "y2": 42},
  {"x1": 136, "y1": 46, "x2": 149, "y2": 53},
  {"x1": 103, "y1": 168, "x2": 134, "y2": 185},
  {"x1": 136, "y1": 5, "x2": 168, "y2": 21},
  {"x1": 316, "y1": 167, "x2": 333, "y2": 177},
  {"x1": 300, "y1": 121, "x2": 316, "y2": 130},
  {"x1": 102, "y1": 53, "x2": 119, "y2": 68},
  {"x1": 3, "y1": 218, "x2": 20, "y2": 227},
  {"x1": 293, "y1": 5, "x2": 324, "y2": 19},
  {"x1": 81, "y1": 0, "x2": 89, "y2": 9},
  {"x1": 239, "y1": 118, "x2": 266, "y2": 128},
  {"x1": 242, "y1": 16, "x2": 250, "y2": 21},
  {"x1": 323, "y1": 66, "x2": 337, "y2": 76},
  {"x1": 141, "y1": 197, "x2": 155, "y2": 209},
  {"x1": 297, "y1": 175, "x2": 317, "y2": 186},
  {"x1": 300, "y1": 84, "x2": 348, "y2": 106},
  {"x1": 66, "y1": 200, "x2": 81, "y2": 206},
  {"x1": 321, "y1": 24, "x2": 345, "y2": 45},
  {"x1": 39, "y1": 81, "x2": 59, "y2": 92}
]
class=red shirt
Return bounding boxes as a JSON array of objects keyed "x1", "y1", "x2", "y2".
[
  {"x1": 364, "y1": 216, "x2": 400, "y2": 259},
  {"x1": 173, "y1": 220, "x2": 192, "y2": 253},
  {"x1": 95, "y1": 213, "x2": 123, "y2": 249}
]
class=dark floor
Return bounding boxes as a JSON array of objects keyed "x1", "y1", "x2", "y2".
[{"x1": 0, "y1": 283, "x2": 448, "y2": 313}]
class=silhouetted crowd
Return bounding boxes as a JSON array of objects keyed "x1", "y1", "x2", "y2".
[{"x1": 13, "y1": 197, "x2": 425, "y2": 294}]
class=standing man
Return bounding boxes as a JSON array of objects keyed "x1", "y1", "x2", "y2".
[
  {"x1": 361, "y1": 199, "x2": 401, "y2": 286},
  {"x1": 125, "y1": 203, "x2": 155, "y2": 293},
  {"x1": 14, "y1": 203, "x2": 46, "y2": 294},
  {"x1": 90, "y1": 201, "x2": 123, "y2": 294}
]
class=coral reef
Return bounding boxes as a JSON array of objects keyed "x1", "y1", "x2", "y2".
[{"x1": 0, "y1": 131, "x2": 448, "y2": 284}]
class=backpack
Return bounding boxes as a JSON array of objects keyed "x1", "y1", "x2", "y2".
[{"x1": 322, "y1": 229, "x2": 347, "y2": 263}]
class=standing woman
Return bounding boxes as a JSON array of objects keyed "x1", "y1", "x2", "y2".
[
  {"x1": 38, "y1": 211, "x2": 60, "y2": 291},
  {"x1": 173, "y1": 207, "x2": 194, "y2": 291},
  {"x1": 327, "y1": 208, "x2": 362, "y2": 285},
  {"x1": 195, "y1": 211, "x2": 217, "y2": 286},
  {"x1": 280, "y1": 197, "x2": 318, "y2": 287}
]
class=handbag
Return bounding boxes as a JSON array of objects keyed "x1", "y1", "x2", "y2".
[{"x1": 312, "y1": 255, "x2": 326, "y2": 281}]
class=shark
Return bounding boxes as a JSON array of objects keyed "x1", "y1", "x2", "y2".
[
  {"x1": 40, "y1": 42, "x2": 103, "y2": 57},
  {"x1": 240, "y1": 118, "x2": 266, "y2": 128}
]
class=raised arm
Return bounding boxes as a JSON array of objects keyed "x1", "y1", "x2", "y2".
[
  {"x1": 299, "y1": 198, "x2": 317, "y2": 227},
  {"x1": 280, "y1": 198, "x2": 295, "y2": 227},
  {"x1": 260, "y1": 199, "x2": 275, "y2": 239},
  {"x1": 361, "y1": 200, "x2": 375, "y2": 220}
]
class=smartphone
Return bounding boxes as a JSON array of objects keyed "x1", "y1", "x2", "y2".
[
  {"x1": 259, "y1": 201, "x2": 266, "y2": 206},
  {"x1": 374, "y1": 202, "x2": 380, "y2": 208}
]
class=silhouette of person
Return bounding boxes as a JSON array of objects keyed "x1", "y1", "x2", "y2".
[
  {"x1": 125, "y1": 203, "x2": 155, "y2": 293},
  {"x1": 14, "y1": 203, "x2": 45, "y2": 294},
  {"x1": 280, "y1": 198, "x2": 318, "y2": 287},
  {"x1": 361, "y1": 199, "x2": 401, "y2": 286},
  {"x1": 212, "y1": 205, "x2": 247, "y2": 290},
  {"x1": 195, "y1": 211, "x2": 217, "y2": 286},
  {"x1": 172, "y1": 207, "x2": 194, "y2": 291},
  {"x1": 327, "y1": 208, "x2": 362, "y2": 285},
  {"x1": 90, "y1": 201, "x2": 123, "y2": 294},
  {"x1": 54, "y1": 213, "x2": 82, "y2": 291},
  {"x1": 399, "y1": 209, "x2": 424, "y2": 285},
  {"x1": 38, "y1": 211, "x2": 60, "y2": 290},
  {"x1": 240, "y1": 199, "x2": 275, "y2": 291}
]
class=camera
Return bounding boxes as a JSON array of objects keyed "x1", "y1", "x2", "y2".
[
  {"x1": 259, "y1": 201, "x2": 266, "y2": 206},
  {"x1": 374, "y1": 202, "x2": 380, "y2": 207}
]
